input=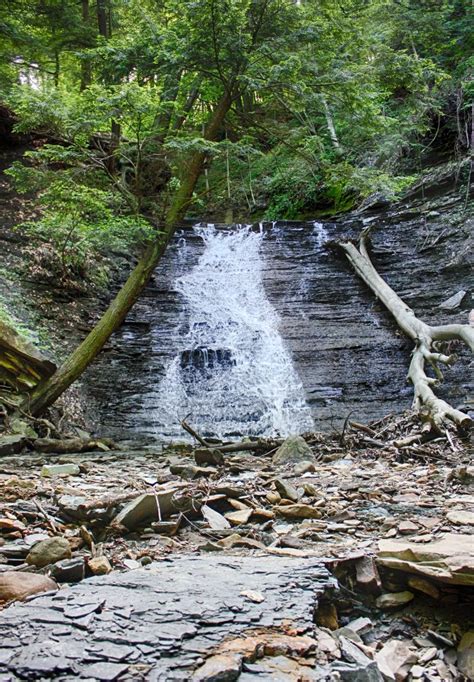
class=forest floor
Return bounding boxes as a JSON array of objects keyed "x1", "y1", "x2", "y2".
[{"x1": 0, "y1": 413, "x2": 473, "y2": 680}]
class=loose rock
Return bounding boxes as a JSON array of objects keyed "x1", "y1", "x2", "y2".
[
  {"x1": 26, "y1": 537, "x2": 71, "y2": 568},
  {"x1": 0, "y1": 571, "x2": 57, "y2": 603},
  {"x1": 457, "y1": 631, "x2": 474, "y2": 680},
  {"x1": 375, "y1": 591, "x2": 414, "y2": 609},
  {"x1": 88, "y1": 556, "x2": 112, "y2": 575},
  {"x1": 274, "y1": 478, "x2": 300, "y2": 502},
  {"x1": 40, "y1": 463, "x2": 80, "y2": 478},
  {"x1": 275, "y1": 503, "x2": 321, "y2": 519},
  {"x1": 272, "y1": 435, "x2": 313, "y2": 465}
]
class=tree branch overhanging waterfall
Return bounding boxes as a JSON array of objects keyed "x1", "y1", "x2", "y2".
[{"x1": 340, "y1": 228, "x2": 474, "y2": 430}]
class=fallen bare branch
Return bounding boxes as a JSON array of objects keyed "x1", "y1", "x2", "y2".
[{"x1": 340, "y1": 228, "x2": 473, "y2": 430}]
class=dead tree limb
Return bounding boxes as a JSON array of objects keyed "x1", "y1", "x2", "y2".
[{"x1": 340, "y1": 228, "x2": 473, "y2": 430}]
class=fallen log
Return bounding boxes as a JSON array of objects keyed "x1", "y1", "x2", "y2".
[
  {"x1": 340, "y1": 228, "x2": 473, "y2": 430},
  {"x1": 33, "y1": 437, "x2": 117, "y2": 453}
]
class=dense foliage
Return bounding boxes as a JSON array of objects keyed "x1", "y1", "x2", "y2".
[{"x1": 0, "y1": 0, "x2": 472, "y2": 277}]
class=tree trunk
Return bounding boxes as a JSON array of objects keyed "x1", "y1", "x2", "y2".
[
  {"x1": 80, "y1": 0, "x2": 92, "y2": 91},
  {"x1": 321, "y1": 95, "x2": 342, "y2": 155},
  {"x1": 340, "y1": 229, "x2": 473, "y2": 429},
  {"x1": 24, "y1": 91, "x2": 234, "y2": 416},
  {"x1": 97, "y1": 0, "x2": 108, "y2": 38}
]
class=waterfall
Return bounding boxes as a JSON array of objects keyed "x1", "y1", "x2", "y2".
[{"x1": 149, "y1": 225, "x2": 314, "y2": 439}]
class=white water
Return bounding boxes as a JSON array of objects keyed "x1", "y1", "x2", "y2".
[{"x1": 150, "y1": 226, "x2": 314, "y2": 439}]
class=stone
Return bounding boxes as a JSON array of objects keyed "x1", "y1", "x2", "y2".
[
  {"x1": 347, "y1": 617, "x2": 373, "y2": 635},
  {"x1": 0, "y1": 435, "x2": 27, "y2": 456},
  {"x1": 201, "y1": 505, "x2": 231, "y2": 530},
  {"x1": 407, "y1": 576, "x2": 440, "y2": 599},
  {"x1": 293, "y1": 460, "x2": 315, "y2": 475},
  {"x1": 170, "y1": 464, "x2": 217, "y2": 480},
  {"x1": 113, "y1": 488, "x2": 194, "y2": 530},
  {"x1": 446, "y1": 510, "x2": 474, "y2": 526},
  {"x1": 417, "y1": 647, "x2": 437, "y2": 663},
  {"x1": 339, "y1": 636, "x2": 373, "y2": 666},
  {"x1": 50, "y1": 557, "x2": 85, "y2": 583},
  {"x1": 315, "y1": 602, "x2": 339, "y2": 630},
  {"x1": 194, "y1": 448, "x2": 224, "y2": 466},
  {"x1": 0, "y1": 571, "x2": 57, "y2": 603},
  {"x1": 314, "y1": 628, "x2": 340, "y2": 656},
  {"x1": 0, "y1": 518, "x2": 26, "y2": 534},
  {"x1": 377, "y1": 533, "x2": 474, "y2": 586},
  {"x1": 88, "y1": 556, "x2": 112, "y2": 575},
  {"x1": 225, "y1": 509, "x2": 252, "y2": 525},
  {"x1": 398, "y1": 520, "x2": 418, "y2": 534},
  {"x1": 457, "y1": 631, "x2": 474, "y2": 680},
  {"x1": 272, "y1": 435, "x2": 313, "y2": 465},
  {"x1": 355, "y1": 556, "x2": 382, "y2": 594},
  {"x1": 331, "y1": 661, "x2": 384, "y2": 681},
  {"x1": 192, "y1": 653, "x2": 242, "y2": 681},
  {"x1": 275, "y1": 503, "x2": 321, "y2": 519},
  {"x1": 439, "y1": 290, "x2": 466, "y2": 310},
  {"x1": 274, "y1": 478, "x2": 300, "y2": 502},
  {"x1": 26, "y1": 537, "x2": 71, "y2": 568},
  {"x1": 240, "y1": 590, "x2": 265, "y2": 603},
  {"x1": 375, "y1": 591, "x2": 414, "y2": 609},
  {"x1": 40, "y1": 463, "x2": 80, "y2": 477},
  {"x1": 375, "y1": 639, "x2": 417, "y2": 681}
]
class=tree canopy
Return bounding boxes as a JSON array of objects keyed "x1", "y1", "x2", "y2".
[{"x1": 1, "y1": 0, "x2": 472, "y2": 278}]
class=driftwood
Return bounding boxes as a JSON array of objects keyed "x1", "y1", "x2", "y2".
[
  {"x1": 180, "y1": 419, "x2": 282, "y2": 454},
  {"x1": 340, "y1": 228, "x2": 473, "y2": 429}
]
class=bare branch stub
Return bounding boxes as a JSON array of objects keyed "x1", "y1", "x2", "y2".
[{"x1": 339, "y1": 230, "x2": 473, "y2": 430}]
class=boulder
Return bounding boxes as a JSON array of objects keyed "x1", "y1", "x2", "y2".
[
  {"x1": 272, "y1": 436, "x2": 313, "y2": 465},
  {"x1": 377, "y1": 533, "x2": 474, "y2": 586},
  {"x1": 0, "y1": 571, "x2": 57, "y2": 604},
  {"x1": 26, "y1": 537, "x2": 71, "y2": 568}
]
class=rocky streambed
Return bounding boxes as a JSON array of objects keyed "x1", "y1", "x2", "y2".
[{"x1": 0, "y1": 415, "x2": 473, "y2": 680}]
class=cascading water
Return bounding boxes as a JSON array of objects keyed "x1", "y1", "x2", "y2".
[{"x1": 148, "y1": 226, "x2": 314, "y2": 439}]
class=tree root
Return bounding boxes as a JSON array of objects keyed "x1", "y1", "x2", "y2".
[{"x1": 340, "y1": 228, "x2": 473, "y2": 430}]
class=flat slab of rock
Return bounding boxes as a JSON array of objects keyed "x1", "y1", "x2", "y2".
[
  {"x1": 0, "y1": 319, "x2": 56, "y2": 391},
  {"x1": 377, "y1": 533, "x2": 474, "y2": 586},
  {"x1": 0, "y1": 554, "x2": 332, "y2": 680}
]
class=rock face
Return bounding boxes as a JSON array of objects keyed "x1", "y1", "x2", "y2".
[
  {"x1": 273, "y1": 435, "x2": 313, "y2": 465},
  {"x1": 0, "y1": 571, "x2": 57, "y2": 604},
  {"x1": 83, "y1": 165, "x2": 473, "y2": 437},
  {"x1": 26, "y1": 537, "x2": 71, "y2": 568}
]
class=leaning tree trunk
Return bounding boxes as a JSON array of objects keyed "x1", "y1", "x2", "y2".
[
  {"x1": 340, "y1": 228, "x2": 474, "y2": 429},
  {"x1": 23, "y1": 91, "x2": 233, "y2": 417}
]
